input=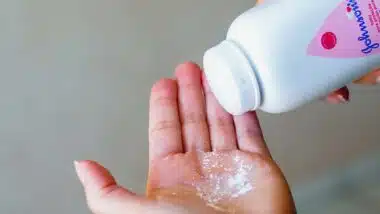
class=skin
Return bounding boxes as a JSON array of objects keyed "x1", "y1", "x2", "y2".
[
  {"x1": 75, "y1": 62, "x2": 296, "y2": 213},
  {"x1": 75, "y1": 56, "x2": 379, "y2": 213},
  {"x1": 74, "y1": 3, "x2": 380, "y2": 210}
]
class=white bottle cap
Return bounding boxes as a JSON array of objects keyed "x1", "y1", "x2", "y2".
[{"x1": 203, "y1": 40, "x2": 261, "y2": 115}]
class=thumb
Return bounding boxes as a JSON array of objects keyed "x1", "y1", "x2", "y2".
[{"x1": 74, "y1": 160, "x2": 151, "y2": 214}]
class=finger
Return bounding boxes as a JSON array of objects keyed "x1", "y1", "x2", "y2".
[
  {"x1": 74, "y1": 160, "x2": 150, "y2": 214},
  {"x1": 149, "y1": 79, "x2": 183, "y2": 162},
  {"x1": 325, "y1": 87, "x2": 350, "y2": 104},
  {"x1": 175, "y1": 62, "x2": 211, "y2": 152},
  {"x1": 233, "y1": 112, "x2": 272, "y2": 158},
  {"x1": 202, "y1": 73, "x2": 237, "y2": 151},
  {"x1": 354, "y1": 68, "x2": 380, "y2": 85}
]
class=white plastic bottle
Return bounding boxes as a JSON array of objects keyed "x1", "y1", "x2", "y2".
[{"x1": 203, "y1": 0, "x2": 380, "y2": 115}]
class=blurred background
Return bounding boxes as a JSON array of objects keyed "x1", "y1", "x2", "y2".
[{"x1": 0, "y1": 0, "x2": 379, "y2": 213}]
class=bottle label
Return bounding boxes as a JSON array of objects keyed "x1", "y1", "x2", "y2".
[{"x1": 308, "y1": 0, "x2": 380, "y2": 58}]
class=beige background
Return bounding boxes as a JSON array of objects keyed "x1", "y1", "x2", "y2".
[{"x1": 0, "y1": 0, "x2": 379, "y2": 213}]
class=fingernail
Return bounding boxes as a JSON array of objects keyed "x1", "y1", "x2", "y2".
[
  {"x1": 74, "y1": 160, "x2": 85, "y2": 184},
  {"x1": 337, "y1": 95, "x2": 349, "y2": 104}
]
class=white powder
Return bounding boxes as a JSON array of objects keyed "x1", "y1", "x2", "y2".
[{"x1": 191, "y1": 153, "x2": 255, "y2": 205}]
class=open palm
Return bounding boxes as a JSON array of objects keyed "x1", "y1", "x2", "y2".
[{"x1": 75, "y1": 63, "x2": 295, "y2": 213}]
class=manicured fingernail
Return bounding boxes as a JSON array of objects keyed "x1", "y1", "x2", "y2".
[
  {"x1": 337, "y1": 95, "x2": 349, "y2": 104},
  {"x1": 74, "y1": 161, "x2": 85, "y2": 184}
]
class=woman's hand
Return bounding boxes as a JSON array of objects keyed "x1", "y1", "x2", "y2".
[
  {"x1": 75, "y1": 62, "x2": 296, "y2": 214},
  {"x1": 324, "y1": 70, "x2": 380, "y2": 103}
]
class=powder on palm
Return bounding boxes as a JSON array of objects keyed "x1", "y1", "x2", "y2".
[{"x1": 191, "y1": 153, "x2": 255, "y2": 205}]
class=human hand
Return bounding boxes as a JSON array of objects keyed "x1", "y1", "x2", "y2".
[
  {"x1": 324, "y1": 70, "x2": 380, "y2": 104},
  {"x1": 74, "y1": 62, "x2": 296, "y2": 214}
]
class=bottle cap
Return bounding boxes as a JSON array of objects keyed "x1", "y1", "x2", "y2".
[{"x1": 203, "y1": 40, "x2": 261, "y2": 115}]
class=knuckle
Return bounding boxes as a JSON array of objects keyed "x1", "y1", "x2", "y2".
[
  {"x1": 181, "y1": 112, "x2": 206, "y2": 126},
  {"x1": 236, "y1": 127, "x2": 263, "y2": 141},
  {"x1": 150, "y1": 120, "x2": 180, "y2": 136},
  {"x1": 209, "y1": 116, "x2": 232, "y2": 131},
  {"x1": 182, "y1": 83, "x2": 199, "y2": 91},
  {"x1": 87, "y1": 186, "x2": 123, "y2": 214},
  {"x1": 99, "y1": 184, "x2": 121, "y2": 199},
  {"x1": 178, "y1": 82, "x2": 202, "y2": 95},
  {"x1": 153, "y1": 96, "x2": 177, "y2": 107}
]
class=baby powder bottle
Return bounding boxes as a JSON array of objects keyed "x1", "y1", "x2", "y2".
[{"x1": 203, "y1": 0, "x2": 380, "y2": 115}]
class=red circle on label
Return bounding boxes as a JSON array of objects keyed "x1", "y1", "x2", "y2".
[{"x1": 321, "y1": 32, "x2": 337, "y2": 50}]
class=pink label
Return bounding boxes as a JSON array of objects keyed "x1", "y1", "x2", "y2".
[{"x1": 308, "y1": 0, "x2": 380, "y2": 58}]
